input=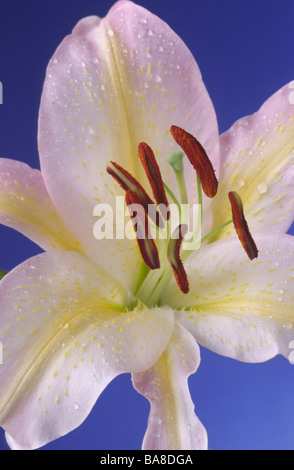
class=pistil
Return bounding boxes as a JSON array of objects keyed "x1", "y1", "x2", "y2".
[{"x1": 165, "y1": 151, "x2": 188, "y2": 205}]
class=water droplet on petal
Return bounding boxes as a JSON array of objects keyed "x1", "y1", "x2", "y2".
[
  {"x1": 236, "y1": 177, "x2": 245, "y2": 188},
  {"x1": 150, "y1": 416, "x2": 162, "y2": 426},
  {"x1": 257, "y1": 182, "x2": 268, "y2": 194}
]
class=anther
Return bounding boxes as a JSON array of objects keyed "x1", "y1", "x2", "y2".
[
  {"x1": 138, "y1": 142, "x2": 170, "y2": 219},
  {"x1": 107, "y1": 161, "x2": 162, "y2": 228},
  {"x1": 167, "y1": 224, "x2": 189, "y2": 294},
  {"x1": 228, "y1": 191, "x2": 258, "y2": 260},
  {"x1": 125, "y1": 190, "x2": 160, "y2": 270},
  {"x1": 170, "y1": 125, "x2": 218, "y2": 198}
]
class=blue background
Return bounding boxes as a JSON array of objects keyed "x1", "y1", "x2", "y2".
[{"x1": 0, "y1": 0, "x2": 294, "y2": 450}]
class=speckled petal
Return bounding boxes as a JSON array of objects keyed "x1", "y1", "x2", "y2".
[
  {"x1": 38, "y1": 1, "x2": 219, "y2": 288},
  {"x1": 132, "y1": 323, "x2": 207, "y2": 450},
  {"x1": 0, "y1": 250, "x2": 174, "y2": 450},
  {"x1": 162, "y1": 234, "x2": 294, "y2": 363},
  {"x1": 210, "y1": 82, "x2": 294, "y2": 238},
  {"x1": 0, "y1": 159, "x2": 83, "y2": 253}
]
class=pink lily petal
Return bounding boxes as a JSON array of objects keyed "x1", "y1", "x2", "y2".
[
  {"x1": 210, "y1": 82, "x2": 294, "y2": 237},
  {"x1": 0, "y1": 158, "x2": 83, "y2": 253},
  {"x1": 132, "y1": 323, "x2": 207, "y2": 450},
  {"x1": 38, "y1": 1, "x2": 219, "y2": 289},
  {"x1": 0, "y1": 250, "x2": 174, "y2": 449},
  {"x1": 162, "y1": 233, "x2": 294, "y2": 363}
]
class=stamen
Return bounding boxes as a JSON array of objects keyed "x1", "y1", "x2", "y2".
[
  {"x1": 167, "y1": 224, "x2": 189, "y2": 294},
  {"x1": 170, "y1": 125, "x2": 218, "y2": 198},
  {"x1": 138, "y1": 142, "x2": 170, "y2": 219},
  {"x1": 228, "y1": 191, "x2": 258, "y2": 260},
  {"x1": 125, "y1": 190, "x2": 160, "y2": 270},
  {"x1": 107, "y1": 161, "x2": 162, "y2": 228}
]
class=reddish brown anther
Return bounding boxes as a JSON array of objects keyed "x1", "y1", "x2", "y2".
[
  {"x1": 138, "y1": 142, "x2": 170, "y2": 220},
  {"x1": 107, "y1": 161, "x2": 153, "y2": 208},
  {"x1": 167, "y1": 224, "x2": 189, "y2": 294},
  {"x1": 170, "y1": 125, "x2": 218, "y2": 198},
  {"x1": 228, "y1": 191, "x2": 258, "y2": 260},
  {"x1": 125, "y1": 190, "x2": 160, "y2": 270},
  {"x1": 107, "y1": 161, "x2": 162, "y2": 228}
]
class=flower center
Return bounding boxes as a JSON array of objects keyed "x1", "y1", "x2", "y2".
[{"x1": 106, "y1": 125, "x2": 258, "y2": 308}]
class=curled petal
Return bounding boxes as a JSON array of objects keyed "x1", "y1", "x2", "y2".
[{"x1": 132, "y1": 323, "x2": 207, "y2": 450}]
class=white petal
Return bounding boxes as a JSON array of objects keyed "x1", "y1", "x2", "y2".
[
  {"x1": 210, "y1": 82, "x2": 294, "y2": 237},
  {"x1": 132, "y1": 323, "x2": 207, "y2": 450},
  {"x1": 38, "y1": 1, "x2": 220, "y2": 289},
  {"x1": 0, "y1": 250, "x2": 174, "y2": 449},
  {"x1": 0, "y1": 158, "x2": 82, "y2": 253},
  {"x1": 162, "y1": 234, "x2": 294, "y2": 363}
]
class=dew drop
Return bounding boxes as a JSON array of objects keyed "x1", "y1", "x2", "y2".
[
  {"x1": 236, "y1": 177, "x2": 245, "y2": 188},
  {"x1": 289, "y1": 91, "x2": 294, "y2": 105},
  {"x1": 73, "y1": 403, "x2": 79, "y2": 410},
  {"x1": 257, "y1": 182, "x2": 268, "y2": 194},
  {"x1": 150, "y1": 416, "x2": 162, "y2": 426}
]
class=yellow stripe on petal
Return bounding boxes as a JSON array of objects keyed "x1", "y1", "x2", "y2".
[
  {"x1": 0, "y1": 160, "x2": 84, "y2": 253},
  {"x1": 164, "y1": 234, "x2": 294, "y2": 363},
  {"x1": 0, "y1": 250, "x2": 174, "y2": 449}
]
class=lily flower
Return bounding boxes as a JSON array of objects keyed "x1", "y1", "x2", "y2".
[{"x1": 0, "y1": 0, "x2": 293, "y2": 450}]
